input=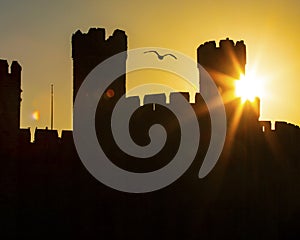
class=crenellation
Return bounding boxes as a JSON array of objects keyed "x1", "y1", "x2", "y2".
[
  {"x1": 275, "y1": 121, "x2": 300, "y2": 133},
  {"x1": 0, "y1": 59, "x2": 9, "y2": 79},
  {"x1": 1, "y1": 31, "x2": 297, "y2": 147},
  {"x1": 260, "y1": 120, "x2": 272, "y2": 132},
  {"x1": 219, "y1": 38, "x2": 234, "y2": 49},
  {"x1": 197, "y1": 38, "x2": 246, "y2": 81},
  {"x1": 34, "y1": 128, "x2": 59, "y2": 144},
  {"x1": 176, "y1": 92, "x2": 190, "y2": 102},
  {"x1": 0, "y1": 60, "x2": 22, "y2": 83},
  {"x1": 143, "y1": 93, "x2": 166, "y2": 106},
  {"x1": 1, "y1": 28, "x2": 300, "y2": 238},
  {"x1": 10, "y1": 61, "x2": 22, "y2": 83}
]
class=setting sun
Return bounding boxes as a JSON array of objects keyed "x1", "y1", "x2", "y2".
[{"x1": 235, "y1": 72, "x2": 262, "y2": 102}]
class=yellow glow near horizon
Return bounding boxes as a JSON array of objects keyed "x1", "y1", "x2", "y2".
[{"x1": 235, "y1": 72, "x2": 262, "y2": 102}]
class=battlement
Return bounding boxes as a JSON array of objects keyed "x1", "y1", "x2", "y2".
[
  {"x1": 130, "y1": 91, "x2": 259, "y2": 121},
  {"x1": 0, "y1": 59, "x2": 21, "y2": 82},
  {"x1": 128, "y1": 91, "x2": 198, "y2": 106},
  {"x1": 0, "y1": 59, "x2": 8, "y2": 78},
  {"x1": 198, "y1": 38, "x2": 245, "y2": 54},
  {"x1": 197, "y1": 38, "x2": 246, "y2": 81},
  {"x1": 72, "y1": 28, "x2": 127, "y2": 59},
  {"x1": 34, "y1": 128, "x2": 59, "y2": 146}
]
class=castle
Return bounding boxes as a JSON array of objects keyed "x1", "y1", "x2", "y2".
[
  {"x1": 0, "y1": 28, "x2": 300, "y2": 238},
  {"x1": 0, "y1": 29, "x2": 297, "y2": 149}
]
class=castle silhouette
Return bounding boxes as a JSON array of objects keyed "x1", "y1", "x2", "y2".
[{"x1": 0, "y1": 28, "x2": 300, "y2": 238}]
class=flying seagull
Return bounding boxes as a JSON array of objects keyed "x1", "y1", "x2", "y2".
[{"x1": 144, "y1": 50, "x2": 177, "y2": 60}]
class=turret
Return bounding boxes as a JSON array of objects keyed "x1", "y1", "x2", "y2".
[
  {"x1": 72, "y1": 28, "x2": 127, "y2": 102},
  {"x1": 198, "y1": 38, "x2": 246, "y2": 95},
  {"x1": 0, "y1": 59, "x2": 22, "y2": 151},
  {"x1": 197, "y1": 39, "x2": 260, "y2": 132}
]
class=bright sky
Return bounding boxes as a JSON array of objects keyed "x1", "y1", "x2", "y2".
[{"x1": 0, "y1": 0, "x2": 299, "y2": 133}]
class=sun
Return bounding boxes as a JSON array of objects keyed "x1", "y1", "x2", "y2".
[{"x1": 235, "y1": 71, "x2": 262, "y2": 102}]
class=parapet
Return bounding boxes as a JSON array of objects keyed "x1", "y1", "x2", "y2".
[
  {"x1": 274, "y1": 121, "x2": 300, "y2": 134},
  {"x1": 72, "y1": 28, "x2": 127, "y2": 59},
  {"x1": 128, "y1": 91, "x2": 205, "y2": 108},
  {"x1": 34, "y1": 128, "x2": 59, "y2": 145},
  {"x1": 259, "y1": 121, "x2": 272, "y2": 132},
  {"x1": 0, "y1": 59, "x2": 9, "y2": 78},
  {"x1": 61, "y1": 130, "x2": 73, "y2": 144},
  {"x1": 0, "y1": 59, "x2": 22, "y2": 83},
  {"x1": 197, "y1": 38, "x2": 246, "y2": 80},
  {"x1": 198, "y1": 38, "x2": 245, "y2": 52}
]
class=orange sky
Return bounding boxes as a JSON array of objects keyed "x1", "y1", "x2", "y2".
[{"x1": 0, "y1": 0, "x2": 299, "y2": 134}]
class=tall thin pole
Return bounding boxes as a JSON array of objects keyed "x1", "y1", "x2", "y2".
[{"x1": 51, "y1": 84, "x2": 54, "y2": 130}]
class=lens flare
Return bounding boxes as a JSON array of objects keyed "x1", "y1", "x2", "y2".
[
  {"x1": 32, "y1": 110, "x2": 40, "y2": 121},
  {"x1": 235, "y1": 72, "x2": 262, "y2": 102}
]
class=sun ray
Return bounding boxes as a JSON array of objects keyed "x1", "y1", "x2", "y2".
[{"x1": 235, "y1": 71, "x2": 262, "y2": 102}]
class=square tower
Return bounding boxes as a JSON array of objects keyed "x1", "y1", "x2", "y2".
[
  {"x1": 197, "y1": 38, "x2": 260, "y2": 126},
  {"x1": 0, "y1": 60, "x2": 22, "y2": 150},
  {"x1": 72, "y1": 28, "x2": 127, "y2": 102}
]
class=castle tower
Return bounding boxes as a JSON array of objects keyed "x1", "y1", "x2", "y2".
[
  {"x1": 197, "y1": 38, "x2": 260, "y2": 124},
  {"x1": 197, "y1": 38, "x2": 246, "y2": 96},
  {"x1": 72, "y1": 28, "x2": 127, "y2": 102},
  {"x1": 0, "y1": 60, "x2": 22, "y2": 150}
]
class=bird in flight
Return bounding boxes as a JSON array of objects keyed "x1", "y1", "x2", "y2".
[{"x1": 144, "y1": 50, "x2": 177, "y2": 60}]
